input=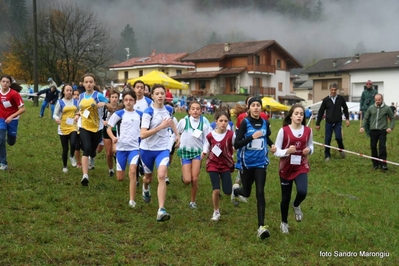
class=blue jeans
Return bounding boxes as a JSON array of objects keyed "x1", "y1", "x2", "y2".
[
  {"x1": 40, "y1": 100, "x2": 55, "y2": 117},
  {"x1": 324, "y1": 122, "x2": 344, "y2": 158},
  {"x1": 0, "y1": 120, "x2": 18, "y2": 165}
]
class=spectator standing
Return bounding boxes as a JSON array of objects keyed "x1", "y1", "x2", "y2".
[
  {"x1": 360, "y1": 80, "x2": 377, "y2": 136},
  {"x1": 165, "y1": 88, "x2": 173, "y2": 103},
  {"x1": 360, "y1": 94, "x2": 395, "y2": 170},
  {"x1": 37, "y1": 85, "x2": 59, "y2": 118},
  {"x1": 316, "y1": 83, "x2": 350, "y2": 161},
  {"x1": 389, "y1": 102, "x2": 396, "y2": 117}
]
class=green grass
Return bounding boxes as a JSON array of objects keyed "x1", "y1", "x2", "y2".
[
  {"x1": 1, "y1": 104, "x2": 398, "y2": 265},
  {"x1": 212, "y1": 94, "x2": 248, "y2": 103}
]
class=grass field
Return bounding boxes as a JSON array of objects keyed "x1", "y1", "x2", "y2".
[{"x1": 0, "y1": 104, "x2": 398, "y2": 265}]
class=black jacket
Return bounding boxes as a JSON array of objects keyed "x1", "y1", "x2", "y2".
[{"x1": 316, "y1": 95, "x2": 349, "y2": 125}]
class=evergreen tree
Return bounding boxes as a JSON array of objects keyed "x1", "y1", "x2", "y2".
[
  {"x1": 116, "y1": 24, "x2": 139, "y2": 62},
  {"x1": 312, "y1": 0, "x2": 324, "y2": 21},
  {"x1": 7, "y1": 0, "x2": 28, "y2": 35},
  {"x1": 207, "y1": 31, "x2": 221, "y2": 44}
]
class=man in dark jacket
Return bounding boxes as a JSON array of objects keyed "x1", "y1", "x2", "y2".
[
  {"x1": 360, "y1": 80, "x2": 377, "y2": 136},
  {"x1": 360, "y1": 94, "x2": 395, "y2": 170},
  {"x1": 316, "y1": 83, "x2": 350, "y2": 161},
  {"x1": 37, "y1": 85, "x2": 59, "y2": 118}
]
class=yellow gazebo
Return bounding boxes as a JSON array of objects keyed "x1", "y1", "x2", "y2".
[
  {"x1": 261, "y1": 97, "x2": 290, "y2": 112},
  {"x1": 127, "y1": 70, "x2": 188, "y2": 90}
]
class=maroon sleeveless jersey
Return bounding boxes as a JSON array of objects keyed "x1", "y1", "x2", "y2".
[
  {"x1": 206, "y1": 130, "x2": 235, "y2": 172},
  {"x1": 279, "y1": 126, "x2": 311, "y2": 180}
]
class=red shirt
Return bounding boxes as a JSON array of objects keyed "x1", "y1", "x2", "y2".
[
  {"x1": 279, "y1": 126, "x2": 311, "y2": 180},
  {"x1": 165, "y1": 91, "x2": 173, "y2": 102},
  {"x1": 0, "y1": 89, "x2": 24, "y2": 120},
  {"x1": 206, "y1": 130, "x2": 235, "y2": 172},
  {"x1": 235, "y1": 112, "x2": 268, "y2": 130}
]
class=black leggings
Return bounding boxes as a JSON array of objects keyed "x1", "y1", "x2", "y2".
[
  {"x1": 280, "y1": 173, "x2": 308, "y2": 223},
  {"x1": 234, "y1": 167, "x2": 266, "y2": 227},
  {"x1": 209, "y1": 171, "x2": 232, "y2": 194},
  {"x1": 59, "y1": 132, "x2": 77, "y2": 167},
  {"x1": 79, "y1": 128, "x2": 102, "y2": 158}
]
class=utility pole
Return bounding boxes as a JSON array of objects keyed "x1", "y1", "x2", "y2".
[{"x1": 33, "y1": 0, "x2": 39, "y2": 106}]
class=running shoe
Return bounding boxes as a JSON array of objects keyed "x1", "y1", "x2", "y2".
[
  {"x1": 231, "y1": 184, "x2": 240, "y2": 206},
  {"x1": 257, "y1": 226, "x2": 271, "y2": 239},
  {"x1": 142, "y1": 184, "x2": 151, "y2": 203},
  {"x1": 128, "y1": 200, "x2": 136, "y2": 208},
  {"x1": 109, "y1": 169, "x2": 115, "y2": 177},
  {"x1": 69, "y1": 156, "x2": 77, "y2": 167},
  {"x1": 88, "y1": 157, "x2": 95, "y2": 170},
  {"x1": 81, "y1": 175, "x2": 89, "y2": 186},
  {"x1": 189, "y1": 202, "x2": 197, "y2": 209},
  {"x1": 280, "y1": 222, "x2": 289, "y2": 234},
  {"x1": 157, "y1": 208, "x2": 170, "y2": 222},
  {"x1": 211, "y1": 211, "x2": 221, "y2": 221},
  {"x1": 293, "y1": 203, "x2": 303, "y2": 222}
]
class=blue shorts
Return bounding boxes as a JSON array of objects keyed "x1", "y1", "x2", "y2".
[
  {"x1": 140, "y1": 149, "x2": 170, "y2": 173},
  {"x1": 181, "y1": 155, "x2": 201, "y2": 165},
  {"x1": 0, "y1": 119, "x2": 19, "y2": 136},
  {"x1": 116, "y1": 150, "x2": 140, "y2": 171}
]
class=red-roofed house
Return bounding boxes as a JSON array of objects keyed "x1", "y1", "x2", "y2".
[
  {"x1": 173, "y1": 40, "x2": 303, "y2": 101},
  {"x1": 108, "y1": 50, "x2": 195, "y2": 87}
]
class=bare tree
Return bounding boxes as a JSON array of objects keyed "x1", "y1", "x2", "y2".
[{"x1": 37, "y1": 2, "x2": 114, "y2": 84}]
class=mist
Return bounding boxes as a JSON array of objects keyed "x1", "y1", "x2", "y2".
[{"x1": 37, "y1": 0, "x2": 399, "y2": 66}]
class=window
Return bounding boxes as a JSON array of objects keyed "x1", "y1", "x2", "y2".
[
  {"x1": 308, "y1": 93, "x2": 313, "y2": 100},
  {"x1": 176, "y1": 69, "x2": 182, "y2": 75},
  {"x1": 335, "y1": 72, "x2": 342, "y2": 76},
  {"x1": 322, "y1": 80, "x2": 328, "y2": 90},
  {"x1": 124, "y1": 71, "x2": 128, "y2": 80},
  {"x1": 255, "y1": 55, "x2": 260, "y2": 65},
  {"x1": 139, "y1": 70, "x2": 143, "y2": 77},
  {"x1": 276, "y1": 60, "x2": 281, "y2": 69},
  {"x1": 200, "y1": 81, "x2": 206, "y2": 90},
  {"x1": 278, "y1": 82, "x2": 283, "y2": 92},
  {"x1": 319, "y1": 73, "x2": 325, "y2": 77}
]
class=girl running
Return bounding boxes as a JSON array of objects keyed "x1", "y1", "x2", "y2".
[
  {"x1": 177, "y1": 101, "x2": 210, "y2": 209},
  {"x1": 107, "y1": 91, "x2": 142, "y2": 208},
  {"x1": 140, "y1": 84, "x2": 179, "y2": 222},
  {"x1": 53, "y1": 84, "x2": 79, "y2": 172},
  {"x1": 75, "y1": 73, "x2": 113, "y2": 186},
  {"x1": 272, "y1": 104, "x2": 313, "y2": 234},
  {"x1": 232, "y1": 97, "x2": 276, "y2": 240},
  {"x1": 102, "y1": 89, "x2": 120, "y2": 177},
  {"x1": 202, "y1": 111, "x2": 235, "y2": 221},
  {"x1": 0, "y1": 75, "x2": 25, "y2": 170}
]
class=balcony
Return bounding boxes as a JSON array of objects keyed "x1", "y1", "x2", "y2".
[
  {"x1": 250, "y1": 86, "x2": 276, "y2": 98},
  {"x1": 247, "y1": 64, "x2": 276, "y2": 74}
]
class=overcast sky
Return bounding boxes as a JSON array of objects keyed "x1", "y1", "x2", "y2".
[{"x1": 37, "y1": 0, "x2": 399, "y2": 66}]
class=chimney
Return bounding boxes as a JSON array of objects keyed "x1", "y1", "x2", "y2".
[
  {"x1": 151, "y1": 50, "x2": 156, "y2": 57},
  {"x1": 332, "y1": 60, "x2": 336, "y2": 68},
  {"x1": 355, "y1": 54, "x2": 360, "y2": 63},
  {"x1": 224, "y1": 43, "x2": 231, "y2": 52}
]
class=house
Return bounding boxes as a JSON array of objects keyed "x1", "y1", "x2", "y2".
[
  {"x1": 108, "y1": 50, "x2": 195, "y2": 89},
  {"x1": 292, "y1": 74, "x2": 313, "y2": 106},
  {"x1": 303, "y1": 51, "x2": 399, "y2": 104},
  {"x1": 173, "y1": 40, "x2": 303, "y2": 103}
]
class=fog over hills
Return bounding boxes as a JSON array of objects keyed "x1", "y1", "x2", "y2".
[{"x1": 35, "y1": 0, "x2": 399, "y2": 65}]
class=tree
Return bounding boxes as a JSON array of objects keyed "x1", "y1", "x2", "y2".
[
  {"x1": 207, "y1": 31, "x2": 221, "y2": 44},
  {"x1": 1, "y1": 2, "x2": 114, "y2": 85},
  {"x1": 116, "y1": 24, "x2": 139, "y2": 62},
  {"x1": 7, "y1": 0, "x2": 28, "y2": 36},
  {"x1": 312, "y1": 0, "x2": 324, "y2": 21}
]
